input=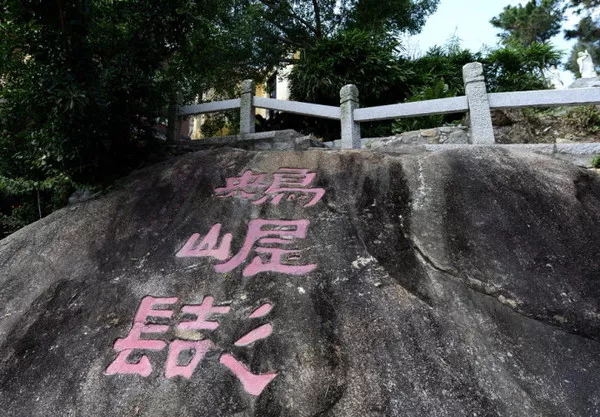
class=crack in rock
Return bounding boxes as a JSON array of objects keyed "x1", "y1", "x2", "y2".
[{"x1": 410, "y1": 238, "x2": 600, "y2": 342}]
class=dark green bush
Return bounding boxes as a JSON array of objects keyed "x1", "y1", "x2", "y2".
[
  {"x1": 482, "y1": 41, "x2": 562, "y2": 92},
  {"x1": 392, "y1": 79, "x2": 460, "y2": 133},
  {"x1": 288, "y1": 29, "x2": 411, "y2": 139}
]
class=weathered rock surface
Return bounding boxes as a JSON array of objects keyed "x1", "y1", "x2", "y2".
[
  {"x1": 360, "y1": 126, "x2": 471, "y2": 148},
  {"x1": 176, "y1": 129, "x2": 323, "y2": 151},
  {"x1": 490, "y1": 107, "x2": 600, "y2": 145},
  {"x1": 1, "y1": 147, "x2": 600, "y2": 417}
]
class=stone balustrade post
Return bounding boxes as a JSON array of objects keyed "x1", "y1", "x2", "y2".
[
  {"x1": 463, "y1": 62, "x2": 495, "y2": 144},
  {"x1": 240, "y1": 80, "x2": 255, "y2": 134},
  {"x1": 340, "y1": 84, "x2": 361, "y2": 149}
]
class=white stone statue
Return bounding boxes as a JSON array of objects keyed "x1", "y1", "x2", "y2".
[
  {"x1": 577, "y1": 50, "x2": 598, "y2": 78},
  {"x1": 544, "y1": 65, "x2": 565, "y2": 89}
]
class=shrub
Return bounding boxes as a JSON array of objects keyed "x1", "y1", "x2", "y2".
[
  {"x1": 288, "y1": 29, "x2": 410, "y2": 139},
  {"x1": 483, "y1": 41, "x2": 562, "y2": 92},
  {"x1": 565, "y1": 105, "x2": 600, "y2": 132},
  {"x1": 392, "y1": 79, "x2": 460, "y2": 132}
]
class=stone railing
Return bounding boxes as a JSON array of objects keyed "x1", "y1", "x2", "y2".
[{"x1": 172, "y1": 62, "x2": 600, "y2": 149}]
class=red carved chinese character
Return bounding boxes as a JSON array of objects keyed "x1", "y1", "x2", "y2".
[
  {"x1": 105, "y1": 297, "x2": 278, "y2": 397},
  {"x1": 218, "y1": 219, "x2": 316, "y2": 276},
  {"x1": 175, "y1": 224, "x2": 232, "y2": 260},
  {"x1": 248, "y1": 303, "x2": 273, "y2": 318},
  {"x1": 219, "y1": 302, "x2": 277, "y2": 396},
  {"x1": 234, "y1": 324, "x2": 273, "y2": 346},
  {"x1": 177, "y1": 296, "x2": 231, "y2": 331},
  {"x1": 214, "y1": 168, "x2": 325, "y2": 207},
  {"x1": 177, "y1": 220, "x2": 316, "y2": 276},
  {"x1": 220, "y1": 354, "x2": 277, "y2": 396},
  {"x1": 165, "y1": 340, "x2": 213, "y2": 379},
  {"x1": 214, "y1": 170, "x2": 267, "y2": 199},
  {"x1": 253, "y1": 168, "x2": 325, "y2": 207},
  {"x1": 104, "y1": 296, "x2": 177, "y2": 377},
  {"x1": 164, "y1": 297, "x2": 230, "y2": 378}
]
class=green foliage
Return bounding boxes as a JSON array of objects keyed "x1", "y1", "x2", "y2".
[
  {"x1": 592, "y1": 155, "x2": 600, "y2": 168},
  {"x1": 244, "y1": 0, "x2": 440, "y2": 50},
  {"x1": 483, "y1": 42, "x2": 562, "y2": 92},
  {"x1": 568, "y1": 0, "x2": 600, "y2": 6},
  {"x1": 290, "y1": 30, "x2": 408, "y2": 106},
  {"x1": 393, "y1": 39, "x2": 558, "y2": 132},
  {"x1": 564, "y1": 14, "x2": 600, "y2": 42},
  {"x1": 0, "y1": 0, "x2": 171, "y2": 233},
  {"x1": 288, "y1": 29, "x2": 410, "y2": 139},
  {"x1": 243, "y1": 0, "x2": 441, "y2": 137},
  {"x1": 0, "y1": 0, "x2": 281, "y2": 236},
  {"x1": 564, "y1": 105, "x2": 600, "y2": 132},
  {"x1": 391, "y1": 41, "x2": 479, "y2": 132},
  {"x1": 392, "y1": 79, "x2": 458, "y2": 132},
  {"x1": 490, "y1": 0, "x2": 564, "y2": 46},
  {"x1": 0, "y1": 0, "x2": 443, "y2": 233},
  {"x1": 0, "y1": 204, "x2": 38, "y2": 236},
  {"x1": 0, "y1": 172, "x2": 76, "y2": 237},
  {"x1": 342, "y1": 0, "x2": 440, "y2": 35},
  {"x1": 403, "y1": 41, "x2": 480, "y2": 95},
  {"x1": 288, "y1": 31, "x2": 558, "y2": 138},
  {"x1": 200, "y1": 110, "x2": 240, "y2": 138},
  {"x1": 0, "y1": 0, "x2": 565, "y2": 235}
]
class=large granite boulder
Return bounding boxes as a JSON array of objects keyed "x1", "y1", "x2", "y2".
[{"x1": 1, "y1": 147, "x2": 599, "y2": 417}]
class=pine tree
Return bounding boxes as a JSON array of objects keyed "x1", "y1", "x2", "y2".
[{"x1": 490, "y1": 0, "x2": 564, "y2": 46}]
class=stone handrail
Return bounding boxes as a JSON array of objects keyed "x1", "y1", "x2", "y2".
[
  {"x1": 173, "y1": 62, "x2": 600, "y2": 148},
  {"x1": 254, "y1": 96, "x2": 341, "y2": 120},
  {"x1": 488, "y1": 88, "x2": 599, "y2": 109},
  {"x1": 178, "y1": 99, "x2": 241, "y2": 116},
  {"x1": 353, "y1": 96, "x2": 469, "y2": 122}
]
